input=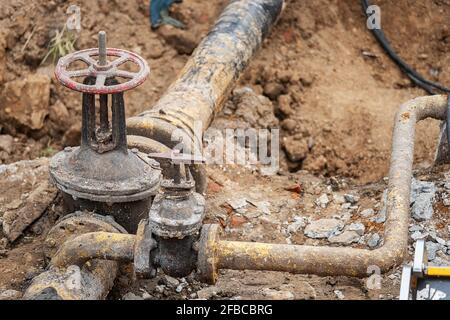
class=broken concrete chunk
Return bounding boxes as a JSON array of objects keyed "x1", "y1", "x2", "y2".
[
  {"x1": 426, "y1": 241, "x2": 440, "y2": 261},
  {"x1": 287, "y1": 216, "x2": 306, "y2": 234},
  {"x1": 329, "y1": 230, "x2": 360, "y2": 244},
  {"x1": 344, "y1": 194, "x2": 359, "y2": 204},
  {"x1": 304, "y1": 218, "x2": 343, "y2": 239},
  {"x1": 333, "y1": 194, "x2": 346, "y2": 204},
  {"x1": 0, "y1": 158, "x2": 57, "y2": 242},
  {"x1": 0, "y1": 74, "x2": 51, "y2": 130},
  {"x1": 360, "y1": 208, "x2": 375, "y2": 218},
  {"x1": 315, "y1": 193, "x2": 329, "y2": 208},
  {"x1": 410, "y1": 178, "x2": 436, "y2": 221},
  {"x1": 367, "y1": 233, "x2": 381, "y2": 248},
  {"x1": 347, "y1": 222, "x2": 365, "y2": 236}
]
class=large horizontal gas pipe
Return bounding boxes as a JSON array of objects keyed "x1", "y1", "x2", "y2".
[
  {"x1": 127, "y1": 0, "x2": 285, "y2": 192},
  {"x1": 197, "y1": 95, "x2": 449, "y2": 282}
]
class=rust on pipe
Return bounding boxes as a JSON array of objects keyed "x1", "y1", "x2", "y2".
[
  {"x1": 24, "y1": 213, "x2": 129, "y2": 300},
  {"x1": 127, "y1": 0, "x2": 285, "y2": 153},
  {"x1": 51, "y1": 232, "x2": 135, "y2": 268},
  {"x1": 198, "y1": 95, "x2": 449, "y2": 282}
]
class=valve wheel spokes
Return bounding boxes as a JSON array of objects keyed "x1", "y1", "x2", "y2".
[{"x1": 55, "y1": 48, "x2": 150, "y2": 94}]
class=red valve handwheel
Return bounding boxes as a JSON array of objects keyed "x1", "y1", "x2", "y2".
[{"x1": 55, "y1": 48, "x2": 150, "y2": 94}]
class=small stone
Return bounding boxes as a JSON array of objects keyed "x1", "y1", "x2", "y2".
[
  {"x1": 0, "y1": 135, "x2": 13, "y2": 154},
  {"x1": 155, "y1": 285, "x2": 165, "y2": 294},
  {"x1": 426, "y1": 241, "x2": 440, "y2": 261},
  {"x1": 367, "y1": 233, "x2": 381, "y2": 248},
  {"x1": 142, "y1": 292, "x2": 152, "y2": 300},
  {"x1": 287, "y1": 216, "x2": 306, "y2": 234},
  {"x1": 447, "y1": 225, "x2": 450, "y2": 234},
  {"x1": 122, "y1": 292, "x2": 144, "y2": 300},
  {"x1": 409, "y1": 225, "x2": 423, "y2": 232},
  {"x1": 0, "y1": 289, "x2": 22, "y2": 300},
  {"x1": 347, "y1": 223, "x2": 365, "y2": 236},
  {"x1": 329, "y1": 230, "x2": 360, "y2": 244},
  {"x1": 444, "y1": 198, "x2": 450, "y2": 207},
  {"x1": 315, "y1": 194, "x2": 329, "y2": 208},
  {"x1": 410, "y1": 179, "x2": 436, "y2": 221},
  {"x1": 227, "y1": 198, "x2": 248, "y2": 211},
  {"x1": 411, "y1": 231, "x2": 428, "y2": 241},
  {"x1": 344, "y1": 194, "x2": 359, "y2": 204},
  {"x1": 164, "y1": 275, "x2": 180, "y2": 288},
  {"x1": 304, "y1": 218, "x2": 344, "y2": 239},
  {"x1": 360, "y1": 208, "x2": 375, "y2": 218},
  {"x1": 262, "y1": 288, "x2": 294, "y2": 300},
  {"x1": 176, "y1": 283, "x2": 188, "y2": 293},
  {"x1": 333, "y1": 194, "x2": 346, "y2": 204},
  {"x1": 334, "y1": 290, "x2": 345, "y2": 300},
  {"x1": 197, "y1": 286, "x2": 219, "y2": 299}
]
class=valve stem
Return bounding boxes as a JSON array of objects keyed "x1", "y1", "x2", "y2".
[{"x1": 98, "y1": 31, "x2": 107, "y2": 66}]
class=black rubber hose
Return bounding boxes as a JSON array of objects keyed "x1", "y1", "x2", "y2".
[{"x1": 361, "y1": 0, "x2": 450, "y2": 94}]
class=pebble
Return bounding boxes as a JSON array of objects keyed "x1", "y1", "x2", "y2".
[
  {"x1": 176, "y1": 283, "x2": 188, "y2": 293},
  {"x1": 287, "y1": 216, "x2": 306, "y2": 234},
  {"x1": 122, "y1": 292, "x2": 144, "y2": 300},
  {"x1": 227, "y1": 198, "x2": 248, "y2": 214},
  {"x1": 347, "y1": 223, "x2": 365, "y2": 236},
  {"x1": 334, "y1": 290, "x2": 345, "y2": 300},
  {"x1": 410, "y1": 179, "x2": 436, "y2": 221},
  {"x1": 333, "y1": 194, "x2": 346, "y2": 204},
  {"x1": 426, "y1": 241, "x2": 440, "y2": 261},
  {"x1": 316, "y1": 194, "x2": 329, "y2": 208},
  {"x1": 329, "y1": 230, "x2": 360, "y2": 244},
  {"x1": 197, "y1": 286, "x2": 219, "y2": 300},
  {"x1": 344, "y1": 194, "x2": 359, "y2": 204},
  {"x1": 443, "y1": 198, "x2": 450, "y2": 207},
  {"x1": 410, "y1": 230, "x2": 428, "y2": 241},
  {"x1": 360, "y1": 208, "x2": 375, "y2": 218},
  {"x1": 164, "y1": 275, "x2": 180, "y2": 288},
  {"x1": 304, "y1": 218, "x2": 344, "y2": 239},
  {"x1": 367, "y1": 233, "x2": 381, "y2": 248},
  {"x1": 262, "y1": 288, "x2": 294, "y2": 300},
  {"x1": 409, "y1": 224, "x2": 423, "y2": 232}
]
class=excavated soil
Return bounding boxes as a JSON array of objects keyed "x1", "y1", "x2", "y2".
[{"x1": 0, "y1": 0, "x2": 449, "y2": 300}]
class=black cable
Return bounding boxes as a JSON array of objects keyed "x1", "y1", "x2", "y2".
[{"x1": 361, "y1": 0, "x2": 450, "y2": 95}]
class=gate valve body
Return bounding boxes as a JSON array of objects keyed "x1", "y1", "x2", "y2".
[
  {"x1": 148, "y1": 150, "x2": 206, "y2": 239},
  {"x1": 49, "y1": 31, "x2": 161, "y2": 232},
  {"x1": 146, "y1": 151, "x2": 206, "y2": 277}
]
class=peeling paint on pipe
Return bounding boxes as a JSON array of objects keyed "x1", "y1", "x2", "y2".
[
  {"x1": 51, "y1": 232, "x2": 135, "y2": 268},
  {"x1": 199, "y1": 95, "x2": 448, "y2": 281}
]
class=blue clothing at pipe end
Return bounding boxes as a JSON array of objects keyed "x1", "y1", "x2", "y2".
[{"x1": 150, "y1": 0, "x2": 186, "y2": 30}]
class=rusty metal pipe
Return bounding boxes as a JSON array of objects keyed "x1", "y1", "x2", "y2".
[
  {"x1": 51, "y1": 232, "x2": 135, "y2": 268},
  {"x1": 198, "y1": 95, "x2": 448, "y2": 282},
  {"x1": 127, "y1": 0, "x2": 285, "y2": 153}
]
